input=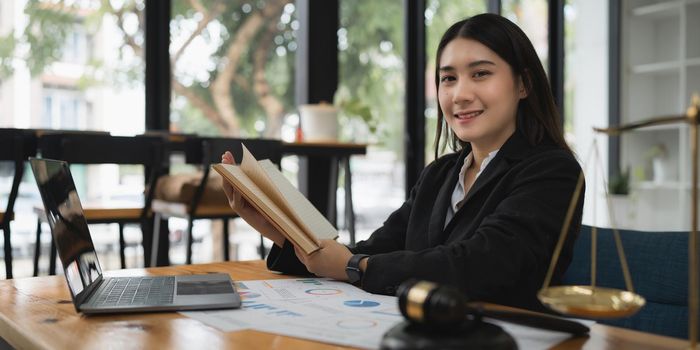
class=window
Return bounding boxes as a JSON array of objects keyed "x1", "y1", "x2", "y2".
[
  {"x1": 42, "y1": 88, "x2": 84, "y2": 129},
  {"x1": 169, "y1": 0, "x2": 297, "y2": 138},
  {"x1": 0, "y1": 0, "x2": 147, "y2": 276},
  {"x1": 0, "y1": 0, "x2": 145, "y2": 133},
  {"x1": 338, "y1": 0, "x2": 406, "y2": 242},
  {"x1": 501, "y1": 0, "x2": 550, "y2": 71},
  {"x1": 62, "y1": 29, "x2": 88, "y2": 64},
  {"x1": 164, "y1": 1, "x2": 299, "y2": 262}
]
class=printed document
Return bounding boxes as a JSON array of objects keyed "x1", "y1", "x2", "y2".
[{"x1": 181, "y1": 278, "x2": 595, "y2": 349}]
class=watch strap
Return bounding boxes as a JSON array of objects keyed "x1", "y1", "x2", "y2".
[{"x1": 346, "y1": 254, "x2": 369, "y2": 284}]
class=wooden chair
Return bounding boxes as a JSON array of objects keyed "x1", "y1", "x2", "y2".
[
  {"x1": 150, "y1": 137, "x2": 282, "y2": 265},
  {"x1": 33, "y1": 133, "x2": 165, "y2": 275},
  {"x1": 0, "y1": 129, "x2": 38, "y2": 279}
]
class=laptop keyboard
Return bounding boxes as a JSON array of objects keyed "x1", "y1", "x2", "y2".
[{"x1": 95, "y1": 276, "x2": 175, "y2": 306}]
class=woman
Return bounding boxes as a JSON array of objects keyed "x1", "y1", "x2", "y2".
[{"x1": 222, "y1": 13, "x2": 583, "y2": 311}]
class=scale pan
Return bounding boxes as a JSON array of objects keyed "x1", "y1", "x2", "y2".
[{"x1": 538, "y1": 286, "x2": 645, "y2": 318}]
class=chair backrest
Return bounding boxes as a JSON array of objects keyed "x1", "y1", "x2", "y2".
[
  {"x1": 563, "y1": 225, "x2": 688, "y2": 338},
  {"x1": 0, "y1": 128, "x2": 38, "y2": 161},
  {"x1": 183, "y1": 137, "x2": 282, "y2": 167},
  {"x1": 38, "y1": 133, "x2": 164, "y2": 167}
]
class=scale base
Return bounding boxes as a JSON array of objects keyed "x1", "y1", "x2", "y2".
[{"x1": 380, "y1": 320, "x2": 517, "y2": 350}]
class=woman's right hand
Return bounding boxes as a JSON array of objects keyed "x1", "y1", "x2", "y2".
[{"x1": 221, "y1": 151, "x2": 286, "y2": 247}]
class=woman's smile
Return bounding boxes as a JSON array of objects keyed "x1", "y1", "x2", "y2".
[{"x1": 453, "y1": 109, "x2": 484, "y2": 122}]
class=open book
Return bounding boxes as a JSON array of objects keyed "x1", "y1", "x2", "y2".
[{"x1": 212, "y1": 145, "x2": 338, "y2": 254}]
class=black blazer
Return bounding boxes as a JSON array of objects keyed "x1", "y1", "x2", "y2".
[{"x1": 267, "y1": 130, "x2": 584, "y2": 311}]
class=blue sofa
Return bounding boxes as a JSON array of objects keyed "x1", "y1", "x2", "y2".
[{"x1": 562, "y1": 225, "x2": 689, "y2": 339}]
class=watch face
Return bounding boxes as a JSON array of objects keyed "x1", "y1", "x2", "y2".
[
  {"x1": 346, "y1": 254, "x2": 368, "y2": 284},
  {"x1": 346, "y1": 266, "x2": 361, "y2": 283}
]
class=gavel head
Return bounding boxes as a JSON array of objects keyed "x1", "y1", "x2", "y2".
[{"x1": 397, "y1": 279, "x2": 470, "y2": 328}]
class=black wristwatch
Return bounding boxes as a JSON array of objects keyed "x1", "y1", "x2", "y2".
[{"x1": 345, "y1": 254, "x2": 369, "y2": 284}]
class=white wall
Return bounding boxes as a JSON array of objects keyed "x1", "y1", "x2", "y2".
[{"x1": 568, "y1": 0, "x2": 611, "y2": 228}]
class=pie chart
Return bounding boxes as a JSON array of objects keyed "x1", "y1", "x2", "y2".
[
  {"x1": 343, "y1": 300, "x2": 380, "y2": 307},
  {"x1": 305, "y1": 288, "x2": 342, "y2": 295}
]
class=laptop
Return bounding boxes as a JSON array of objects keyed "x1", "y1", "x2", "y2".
[{"x1": 29, "y1": 157, "x2": 241, "y2": 314}]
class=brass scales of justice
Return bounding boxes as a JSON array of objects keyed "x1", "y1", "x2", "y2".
[{"x1": 538, "y1": 93, "x2": 700, "y2": 348}]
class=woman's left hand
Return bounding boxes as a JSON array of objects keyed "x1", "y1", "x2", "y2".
[{"x1": 294, "y1": 239, "x2": 352, "y2": 281}]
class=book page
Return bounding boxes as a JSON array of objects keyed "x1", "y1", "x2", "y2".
[
  {"x1": 239, "y1": 145, "x2": 298, "y2": 225},
  {"x1": 239, "y1": 145, "x2": 333, "y2": 244},
  {"x1": 213, "y1": 163, "x2": 318, "y2": 254},
  {"x1": 259, "y1": 160, "x2": 337, "y2": 240}
]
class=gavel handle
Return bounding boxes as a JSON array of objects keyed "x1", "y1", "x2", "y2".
[{"x1": 470, "y1": 304, "x2": 590, "y2": 336}]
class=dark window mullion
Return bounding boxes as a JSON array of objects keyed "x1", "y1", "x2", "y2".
[
  {"x1": 488, "y1": 0, "x2": 501, "y2": 14},
  {"x1": 609, "y1": 0, "x2": 621, "y2": 178},
  {"x1": 548, "y1": 0, "x2": 565, "y2": 125},
  {"x1": 404, "y1": 0, "x2": 426, "y2": 198},
  {"x1": 144, "y1": 0, "x2": 171, "y2": 266},
  {"x1": 145, "y1": 0, "x2": 171, "y2": 132}
]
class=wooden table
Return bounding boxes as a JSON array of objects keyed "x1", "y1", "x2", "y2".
[{"x1": 0, "y1": 260, "x2": 688, "y2": 350}]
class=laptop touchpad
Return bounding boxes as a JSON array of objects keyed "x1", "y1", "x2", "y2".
[{"x1": 177, "y1": 281, "x2": 234, "y2": 295}]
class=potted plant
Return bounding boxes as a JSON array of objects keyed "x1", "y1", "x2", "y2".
[
  {"x1": 608, "y1": 166, "x2": 636, "y2": 228},
  {"x1": 608, "y1": 166, "x2": 630, "y2": 196}
]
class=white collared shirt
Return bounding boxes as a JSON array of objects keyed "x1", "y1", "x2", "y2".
[{"x1": 445, "y1": 149, "x2": 500, "y2": 227}]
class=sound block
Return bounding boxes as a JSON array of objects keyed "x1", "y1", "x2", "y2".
[{"x1": 380, "y1": 320, "x2": 517, "y2": 350}]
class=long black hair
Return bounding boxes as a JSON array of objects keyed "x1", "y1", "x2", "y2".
[{"x1": 433, "y1": 13, "x2": 571, "y2": 158}]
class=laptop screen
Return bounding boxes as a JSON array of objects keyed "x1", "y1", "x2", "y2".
[{"x1": 30, "y1": 158, "x2": 103, "y2": 304}]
